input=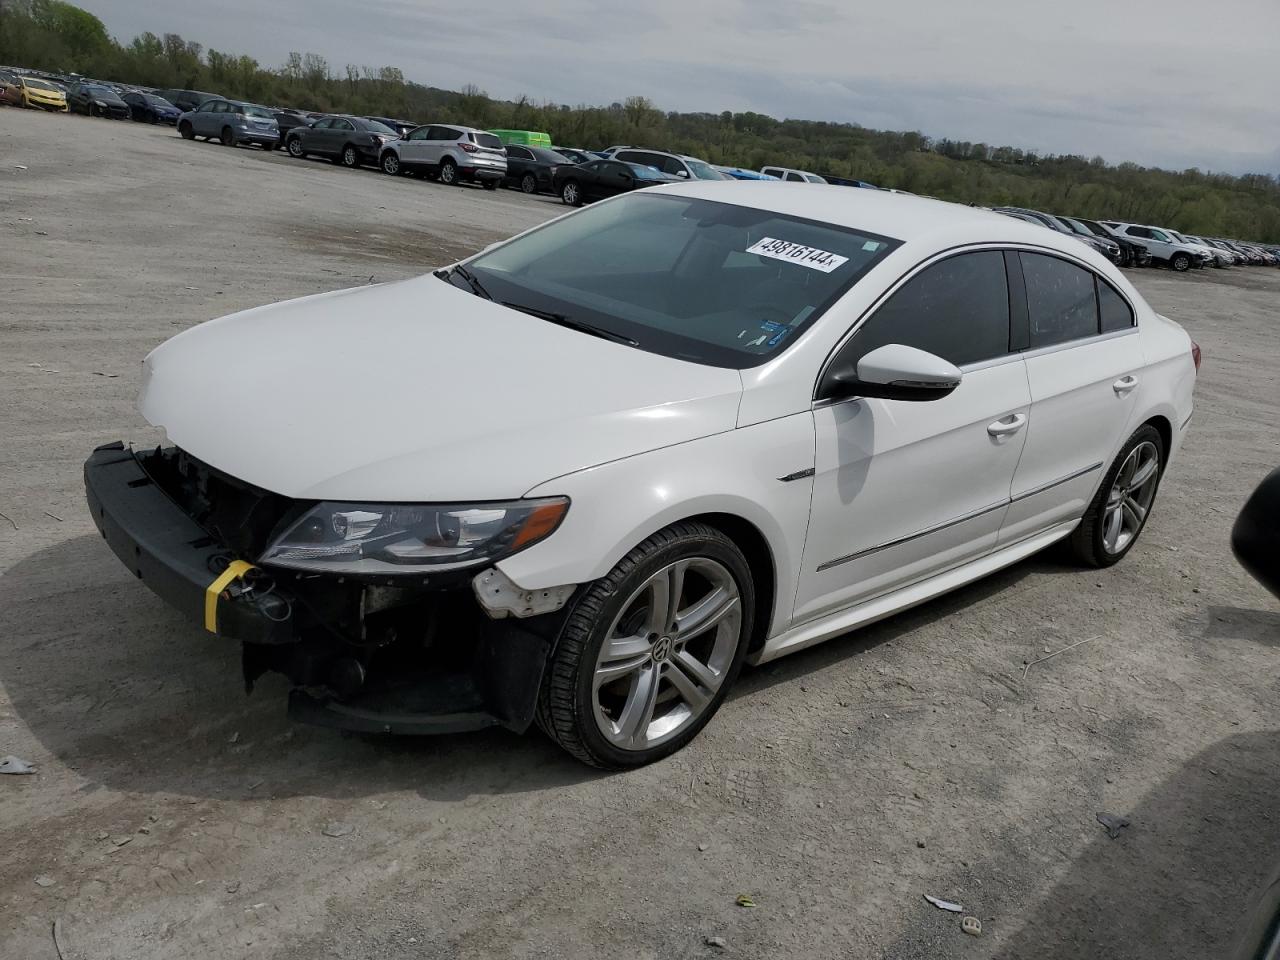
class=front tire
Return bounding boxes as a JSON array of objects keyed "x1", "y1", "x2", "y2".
[
  {"x1": 521, "y1": 172, "x2": 537, "y2": 194},
  {"x1": 1068, "y1": 424, "x2": 1164, "y2": 568},
  {"x1": 536, "y1": 521, "x2": 754, "y2": 769},
  {"x1": 287, "y1": 137, "x2": 304, "y2": 158},
  {"x1": 1170, "y1": 252, "x2": 1191, "y2": 272},
  {"x1": 561, "y1": 180, "x2": 582, "y2": 206},
  {"x1": 380, "y1": 151, "x2": 401, "y2": 175},
  {"x1": 178, "y1": 121, "x2": 194, "y2": 140}
]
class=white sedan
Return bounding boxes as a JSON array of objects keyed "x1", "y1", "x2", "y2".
[{"x1": 85, "y1": 183, "x2": 1198, "y2": 768}]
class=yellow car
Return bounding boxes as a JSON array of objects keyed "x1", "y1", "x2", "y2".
[{"x1": 4, "y1": 76, "x2": 69, "y2": 112}]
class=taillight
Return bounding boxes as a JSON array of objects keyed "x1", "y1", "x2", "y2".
[
  {"x1": 1191, "y1": 340, "x2": 1202, "y2": 373},
  {"x1": 459, "y1": 142, "x2": 477, "y2": 153}
]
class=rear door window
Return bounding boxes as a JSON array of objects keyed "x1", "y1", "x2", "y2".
[
  {"x1": 785, "y1": 172, "x2": 805, "y2": 182},
  {"x1": 507, "y1": 146, "x2": 532, "y2": 160},
  {"x1": 1098, "y1": 280, "x2": 1135, "y2": 333},
  {"x1": 842, "y1": 251, "x2": 1012, "y2": 368},
  {"x1": 1021, "y1": 253, "x2": 1100, "y2": 348}
]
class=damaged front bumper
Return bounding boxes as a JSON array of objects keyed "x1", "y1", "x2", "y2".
[{"x1": 84, "y1": 442, "x2": 577, "y2": 735}]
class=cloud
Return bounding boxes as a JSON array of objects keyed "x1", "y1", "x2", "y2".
[{"x1": 84, "y1": 0, "x2": 1280, "y2": 174}]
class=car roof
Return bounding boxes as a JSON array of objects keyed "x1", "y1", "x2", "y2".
[{"x1": 648, "y1": 181, "x2": 1107, "y2": 259}]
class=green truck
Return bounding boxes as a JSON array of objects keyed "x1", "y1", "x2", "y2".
[{"x1": 490, "y1": 129, "x2": 553, "y2": 149}]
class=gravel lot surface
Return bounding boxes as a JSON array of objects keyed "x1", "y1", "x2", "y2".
[{"x1": 3, "y1": 106, "x2": 1279, "y2": 959}]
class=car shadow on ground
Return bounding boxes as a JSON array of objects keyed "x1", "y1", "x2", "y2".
[
  {"x1": 872, "y1": 729, "x2": 1280, "y2": 958},
  {"x1": 1, "y1": 533, "x2": 1064, "y2": 804},
  {"x1": 0, "y1": 534, "x2": 603, "y2": 803}
]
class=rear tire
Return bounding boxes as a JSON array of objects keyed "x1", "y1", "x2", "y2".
[
  {"x1": 220, "y1": 126, "x2": 235, "y2": 147},
  {"x1": 341, "y1": 144, "x2": 359, "y2": 168},
  {"x1": 1067, "y1": 424, "x2": 1164, "y2": 568},
  {"x1": 482, "y1": 179, "x2": 498, "y2": 191},
  {"x1": 1170, "y1": 252, "x2": 1191, "y2": 272},
  {"x1": 439, "y1": 158, "x2": 459, "y2": 185},
  {"x1": 178, "y1": 121, "x2": 194, "y2": 140},
  {"x1": 535, "y1": 521, "x2": 754, "y2": 769}
]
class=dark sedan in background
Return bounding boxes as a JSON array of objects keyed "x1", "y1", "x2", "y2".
[
  {"x1": 155, "y1": 88, "x2": 219, "y2": 113},
  {"x1": 551, "y1": 146, "x2": 593, "y2": 164},
  {"x1": 503, "y1": 145, "x2": 571, "y2": 194},
  {"x1": 285, "y1": 115, "x2": 399, "y2": 168},
  {"x1": 1068, "y1": 215, "x2": 1152, "y2": 267},
  {"x1": 122, "y1": 91, "x2": 181, "y2": 124},
  {"x1": 366, "y1": 116, "x2": 417, "y2": 137},
  {"x1": 67, "y1": 82, "x2": 129, "y2": 119},
  {"x1": 272, "y1": 109, "x2": 314, "y2": 147},
  {"x1": 552, "y1": 158, "x2": 679, "y2": 206}
]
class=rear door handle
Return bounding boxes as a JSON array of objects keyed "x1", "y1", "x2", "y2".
[
  {"x1": 987, "y1": 413, "x2": 1027, "y2": 437},
  {"x1": 1113, "y1": 375, "x2": 1138, "y2": 395}
]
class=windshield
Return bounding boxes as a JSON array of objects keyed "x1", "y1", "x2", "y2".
[
  {"x1": 625, "y1": 162, "x2": 668, "y2": 181},
  {"x1": 461, "y1": 193, "x2": 900, "y2": 368},
  {"x1": 145, "y1": 95, "x2": 173, "y2": 106},
  {"x1": 682, "y1": 159, "x2": 725, "y2": 181},
  {"x1": 24, "y1": 78, "x2": 58, "y2": 92},
  {"x1": 86, "y1": 84, "x2": 115, "y2": 96}
]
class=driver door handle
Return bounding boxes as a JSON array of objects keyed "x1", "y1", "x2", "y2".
[
  {"x1": 1113, "y1": 375, "x2": 1139, "y2": 395},
  {"x1": 987, "y1": 413, "x2": 1027, "y2": 437}
]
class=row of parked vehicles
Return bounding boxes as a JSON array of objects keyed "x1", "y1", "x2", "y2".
[{"x1": 6, "y1": 66, "x2": 1280, "y2": 268}]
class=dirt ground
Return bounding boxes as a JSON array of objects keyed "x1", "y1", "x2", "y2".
[{"x1": 2, "y1": 105, "x2": 1280, "y2": 960}]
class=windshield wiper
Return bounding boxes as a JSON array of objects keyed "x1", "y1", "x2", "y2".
[
  {"x1": 502, "y1": 302, "x2": 638, "y2": 346},
  {"x1": 435, "y1": 264, "x2": 494, "y2": 301}
]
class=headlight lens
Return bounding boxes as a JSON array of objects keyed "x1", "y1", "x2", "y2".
[{"x1": 259, "y1": 497, "x2": 569, "y2": 574}]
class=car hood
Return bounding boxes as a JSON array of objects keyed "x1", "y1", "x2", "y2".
[{"x1": 139, "y1": 274, "x2": 743, "y2": 501}]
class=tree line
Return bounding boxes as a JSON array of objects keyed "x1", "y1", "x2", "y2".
[{"x1": 3, "y1": 0, "x2": 1278, "y2": 242}]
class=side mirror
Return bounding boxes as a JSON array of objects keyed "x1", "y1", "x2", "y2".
[
  {"x1": 676, "y1": 170, "x2": 690, "y2": 179},
  {"x1": 823, "y1": 343, "x2": 962, "y2": 402}
]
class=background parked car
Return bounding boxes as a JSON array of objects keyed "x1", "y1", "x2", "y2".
[
  {"x1": 1166, "y1": 229, "x2": 1231, "y2": 268},
  {"x1": 715, "y1": 166, "x2": 780, "y2": 180},
  {"x1": 287, "y1": 115, "x2": 398, "y2": 168},
  {"x1": 156, "y1": 88, "x2": 219, "y2": 113},
  {"x1": 121, "y1": 91, "x2": 180, "y2": 124},
  {"x1": 491, "y1": 128, "x2": 553, "y2": 149},
  {"x1": 760, "y1": 165, "x2": 828, "y2": 182},
  {"x1": 365, "y1": 115, "x2": 416, "y2": 138},
  {"x1": 5, "y1": 74, "x2": 68, "y2": 111},
  {"x1": 178, "y1": 99, "x2": 280, "y2": 148},
  {"x1": 271, "y1": 109, "x2": 314, "y2": 146},
  {"x1": 377, "y1": 123, "x2": 507, "y2": 188},
  {"x1": 502, "y1": 145, "x2": 569, "y2": 194},
  {"x1": 552, "y1": 158, "x2": 679, "y2": 205},
  {"x1": 995, "y1": 207, "x2": 1121, "y2": 263},
  {"x1": 68, "y1": 81, "x2": 129, "y2": 119},
  {"x1": 551, "y1": 147, "x2": 592, "y2": 164},
  {"x1": 1103, "y1": 222, "x2": 1210, "y2": 271},
  {"x1": 612, "y1": 149, "x2": 726, "y2": 180},
  {"x1": 1069, "y1": 216, "x2": 1151, "y2": 267}
]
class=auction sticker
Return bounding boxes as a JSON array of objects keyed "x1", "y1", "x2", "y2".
[{"x1": 746, "y1": 237, "x2": 849, "y2": 273}]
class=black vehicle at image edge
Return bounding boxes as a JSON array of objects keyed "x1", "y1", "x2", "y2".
[{"x1": 503, "y1": 145, "x2": 573, "y2": 194}]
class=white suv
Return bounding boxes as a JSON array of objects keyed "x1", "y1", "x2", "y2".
[
  {"x1": 85, "y1": 186, "x2": 1197, "y2": 768},
  {"x1": 380, "y1": 123, "x2": 507, "y2": 188},
  {"x1": 1102, "y1": 222, "x2": 1211, "y2": 272},
  {"x1": 761, "y1": 166, "x2": 828, "y2": 183}
]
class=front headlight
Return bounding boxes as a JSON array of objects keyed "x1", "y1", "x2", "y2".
[
  {"x1": 94, "y1": 99, "x2": 107, "y2": 107},
  {"x1": 259, "y1": 497, "x2": 569, "y2": 574}
]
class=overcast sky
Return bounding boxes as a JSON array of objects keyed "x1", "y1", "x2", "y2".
[{"x1": 83, "y1": 0, "x2": 1279, "y2": 175}]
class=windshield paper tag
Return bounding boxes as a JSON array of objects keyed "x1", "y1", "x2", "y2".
[{"x1": 747, "y1": 237, "x2": 849, "y2": 273}]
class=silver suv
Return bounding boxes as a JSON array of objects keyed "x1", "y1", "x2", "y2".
[
  {"x1": 1102, "y1": 222, "x2": 1212, "y2": 272},
  {"x1": 379, "y1": 123, "x2": 507, "y2": 188}
]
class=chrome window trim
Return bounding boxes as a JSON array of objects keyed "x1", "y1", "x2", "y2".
[
  {"x1": 811, "y1": 241, "x2": 1137, "y2": 407},
  {"x1": 1018, "y1": 326, "x2": 1139, "y2": 362}
]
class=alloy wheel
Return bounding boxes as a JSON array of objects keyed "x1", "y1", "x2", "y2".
[
  {"x1": 343, "y1": 146, "x2": 357, "y2": 167},
  {"x1": 563, "y1": 182, "x2": 579, "y2": 205},
  {"x1": 1102, "y1": 440, "x2": 1160, "y2": 554},
  {"x1": 592, "y1": 558, "x2": 742, "y2": 751},
  {"x1": 440, "y1": 161, "x2": 457, "y2": 185},
  {"x1": 521, "y1": 173, "x2": 537, "y2": 194},
  {"x1": 288, "y1": 138, "x2": 303, "y2": 157},
  {"x1": 382, "y1": 153, "x2": 399, "y2": 174}
]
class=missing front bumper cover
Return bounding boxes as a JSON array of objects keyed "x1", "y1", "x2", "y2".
[{"x1": 473, "y1": 567, "x2": 576, "y2": 619}]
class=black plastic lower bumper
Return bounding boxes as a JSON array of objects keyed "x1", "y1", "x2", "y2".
[
  {"x1": 84, "y1": 443, "x2": 294, "y2": 644},
  {"x1": 84, "y1": 442, "x2": 566, "y2": 736}
]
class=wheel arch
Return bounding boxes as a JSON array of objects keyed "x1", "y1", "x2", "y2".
[
  {"x1": 1142, "y1": 413, "x2": 1172, "y2": 463},
  {"x1": 678, "y1": 511, "x2": 776, "y2": 656}
]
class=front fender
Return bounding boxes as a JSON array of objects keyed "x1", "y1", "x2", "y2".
[{"x1": 498, "y1": 413, "x2": 817, "y2": 639}]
